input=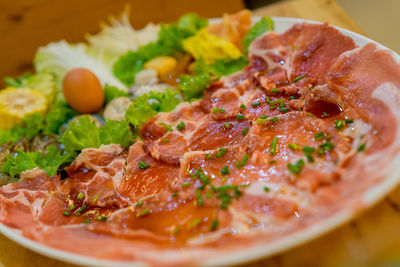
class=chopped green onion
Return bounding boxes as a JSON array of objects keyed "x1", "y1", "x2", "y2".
[
  {"x1": 136, "y1": 200, "x2": 144, "y2": 207},
  {"x1": 288, "y1": 143, "x2": 299, "y2": 150},
  {"x1": 172, "y1": 193, "x2": 178, "y2": 198},
  {"x1": 77, "y1": 192, "x2": 85, "y2": 200},
  {"x1": 196, "y1": 189, "x2": 203, "y2": 206},
  {"x1": 221, "y1": 166, "x2": 230, "y2": 175},
  {"x1": 357, "y1": 143, "x2": 366, "y2": 152},
  {"x1": 162, "y1": 138, "x2": 169, "y2": 143},
  {"x1": 292, "y1": 74, "x2": 307, "y2": 83},
  {"x1": 345, "y1": 118, "x2": 354, "y2": 124},
  {"x1": 256, "y1": 117, "x2": 266, "y2": 125},
  {"x1": 63, "y1": 211, "x2": 70, "y2": 217},
  {"x1": 322, "y1": 112, "x2": 329, "y2": 118},
  {"x1": 269, "y1": 99, "x2": 285, "y2": 105},
  {"x1": 210, "y1": 219, "x2": 219, "y2": 231},
  {"x1": 172, "y1": 225, "x2": 180, "y2": 236},
  {"x1": 159, "y1": 123, "x2": 173, "y2": 132},
  {"x1": 317, "y1": 148, "x2": 324, "y2": 155},
  {"x1": 306, "y1": 113, "x2": 314, "y2": 117},
  {"x1": 269, "y1": 117, "x2": 279, "y2": 122},
  {"x1": 188, "y1": 218, "x2": 202, "y2": 229},
  {"x1": 242, "y1": 127, "x2": 249, "y2": 136},
  {"x1": 252, "y1": 102, "x2": 261, "y2": 107},
  {"x1": 334, "y1": 120, "x2": 345, "y2": 130},
  {"x1": 305, "y1": 154, "x2": 314, "y2": 163},
  {"x1": 215, "y1": 148, "x2": 228, "y2": 158},
  {"x1": 302, "y1": 146, "x2": 315, "y2": 153},
  {"x1": 212, "y1": 107, "x2": 219, "y2": 114},
  {"x1": 264, "y1": 186, "x2": 270, "y2": 192},
  {"x1": 279, "y1": 107, "x2": 290, "y2": 113},
  {"x1": 237, "y1": 113, "x2": 244, "y2": 120},
  {"x1": 319, "y1": 141, "x2": 334, "y2": 152},
  {"x1": 270, "y1": 137, "x2": 278, "y2": 155},
  {"x1": 137, "y1": 208, "x2": 150, "y2": 217},
  {"x1": 269, "y1": 105, "x2": 277, "y2": 110},
  {"x1": 205, "y1": 153, "x2": 212, "y2": 159},
  {"x1": 224, "y1": 122, "x2": 232, "y2": 129},
  {"x1": 177, "y1": 121, "x2": 186, "y2": 131},
  {"x1": 240, "y1": 104, "x2": 246, "y2": 110},
  {"x1": 235, "y1": 154, "x2": 249, "y2": 169},
  {"x1": 269, "y1": 160, "x2": 277, "y2": 164},
  {"x1": 260, "y1": 115, "x2": 268, "y2": 119},
  {"x1": 138, "y1": 161, "x2": 150, "y2": 169},
  {"x1": 287, "y1": 159, "x2": 304, "y2": 174},
  {"x1": 68, "y1": 205, "x2": 75, "y2": 210},
  {"x1": 289, "y1": 96, "x2": 298, "y2": 100},
  {"x1": 314, "y1": 132, "x2": 325, "y2": 140},
  {"x1": 271, "y1": 88, "x2": 279, "y2": 94},
  {"x1": 219, "y1": 108, "x2": 225, "y2": 114},
  {"x1": 182, "y1": 182, "x2": 192, "y2": 188}
]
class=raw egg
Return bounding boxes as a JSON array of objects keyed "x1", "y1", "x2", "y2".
[{"x1": 62, "y1": 68, "x2": 104, "y2": 113}]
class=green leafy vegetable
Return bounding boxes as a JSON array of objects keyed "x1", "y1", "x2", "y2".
[
  {"x1": 44, "y1": 100, "x2": 78, "y2": 134},
  {"x1": 242, "y1": 17, "x2": 274, "y2": 55},
  {"x1": 99, "y1": 120, "x2": 136, "y2": 148},
  {"x1": 125, "y1": 89, "x2": 181, "y2": 129},
  {"x1": 0, "y1": 113, "x2": 45, "y2": 145},
  {"x1": 1, "y1": 145, "x2": 70, "y2": 177},
  {"x1": 4, "y1": 73, "x2": 31, "y2": 87},
  {"x1": 193, "y1": 56, "x2": 248, "y2": 77},
  {"x1": 113, "y1": 14, "x2": 208, "y2": 86},
  {"x1": 179, "y1": 73, "x2": 211, "y2": 101},
  {"x1": 104, "y1": 84, "x2": 129, "y2": 104}
]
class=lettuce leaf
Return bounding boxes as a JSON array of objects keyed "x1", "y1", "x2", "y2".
[
  {"x1": 113, "y1": 14, "x2": 207, "y2": 86},
  {"x1": 179, "y1": 73, "x2": 212, "y2": 101},
  {"x1": 59, "y1": 115, "x2": 101, "y2": 152},
  {"x1": 193, "y1": 56, "x2": 248, "y2": 77},
  {"x1": 242, "y1": 17, "x2": 274, "y2": 55},
  {"x1": 125, "y1": 89, "x2": 181, "y2": 129},
  {"x1": 0, "y1": 113, "x2": 45, "y2": 145},
  {"x1": 44, "y1": 100, "x2": 78, "y2": 134},
  {"x1": 4, "y1": 73, "x2": 31, "y2": 87},
  {"x1": 99, "y1": 120, "x2": 136, "y2": 148},
  {"x1": 1, "y1": 145, "x2": 71, "y2": 177},
  {"x1": 104, "y1": 84, "x2": 129, "y2": 104}
]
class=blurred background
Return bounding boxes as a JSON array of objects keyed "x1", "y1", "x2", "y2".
[{"x1": 0, "y1": 0, "x2": 398, "y2": 86}]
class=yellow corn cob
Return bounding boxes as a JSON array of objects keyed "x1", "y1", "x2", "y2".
[
  {"x1": 144, "y1": 56, "x2": 177, "y2": 76},
  {"x1": 0, "y1": 87, "x2": 47, "y2": 129}
]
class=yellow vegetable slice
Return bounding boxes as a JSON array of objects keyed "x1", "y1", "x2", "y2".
[
  {"x1": 182, "y1": 28, "x2": 242, "y2": 64},
  {"x1": 144, "y1": 56, "x2": 177, "y2": 76},
  {"x1": 0, "y1": 88, "x2": 47, "y2": 129}
]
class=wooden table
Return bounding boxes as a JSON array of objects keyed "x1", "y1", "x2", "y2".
[{"x1": 2, "y1": 0, "x2": 400, "y2": 266}]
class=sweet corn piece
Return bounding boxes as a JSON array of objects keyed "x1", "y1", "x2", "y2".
[
  {"x1": 0, "y1": 87, "x2": 47, "y2": 129},
  {"x1": 144, "y1": 56, "x2": 177, "y2": 76}
]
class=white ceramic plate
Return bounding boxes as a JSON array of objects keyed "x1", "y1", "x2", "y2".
[{"x1": 1, "y1": 16, "x2": 400, "y2": 267}]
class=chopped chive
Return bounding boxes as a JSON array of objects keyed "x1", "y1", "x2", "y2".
[
  {"x1": 288, "y1": 143, "x2": 299, "y2": 150},
  {"x1": 63, "y1": 211, "x2": 70, "y2": 217},
  {"x1": 292, "y1": 74, "x2": 307, "y2": 83},
  {"x1": 172, "y1": 193, "x2": 178, "y2": 198},
  {"x1": 279, "y1": 107, "x2": 290, "y2": 113},
  {"x1": 177, "y1": 121, "x2": 186, "y2": 130},
  {"x1": 205, "y1": 153, "x2": 212, "y2": 159},
  {"x1": 219, "y1": 108, "x2": 225, "y2": 114},
  {"x1": 95, "y1": 216, "x2": 107, "y2": 222},
  {"x1": 317, "y1": 148, "x2": 324, "y2": 155},
  {"x1": 287, "y1": 159, "x2": 304, "y2": 174},
  {"x1": 221, "y1": 166, "x2": 230, "y2": 175},
  {"x1": 252, "y1": 102, "x2": 261, "y2": 107},
  {"x1": 224, "y1": 122, "x2": 232, "y2": 129},
  {"x1": 68, "y1": 205, "x2": 75, "y2": 210},
  {"x1": 188, "y1": 218, "x2": 202, "y2": 230},
  {"x1": 77, "y1": 205, "x2": 87, "y2": 214},
  {"x1": 77, "y1": 192, "x2": 85, "y2": 200},
  {"x1": 345, "y1": 118, "x2": 354, "y2": 124},
  {"x1": 212, "y1": 107, "x2": 219, "y2": 114},
  {"x1": 260, "y1": 115, "x2": 268, "y2": 119},
  {"x1": 82, "y1": 218, "x2": 91, "y2": 224},
  {"x1": 266, "y1": 96, "x2": 270, "y2": 104},
  {"x1": 280, "y1": 102, "x2": 286, "y2": 108},
  {"x1": 137, "y1": 208, "x2": 150, "y2": 217},
  {"x1": 269, "y1": 105, "x2": 277, "y2": 110},
  {"x1": 240, "y1": 104, "x2": 246, "y2": 110},
  {"x1": 334, "y1": 120, "x2": 345, "y2": 130},
  {"x1": 235, "y1": 154, "x2": 249, "y2": 169},
  {"x1": 138, "y1": 161, "x2": 150, "y2": 169},
  {"x1": 196, "y1": 189, "x2": 203, "y2": 206},
  {"x1": 264, "y1": 186, "x2": 270, "y2": 192},
  {"x1": 92, "y1": 195, "x2": 98, "y2": 203},
  {"x1": 237, "y1": 113, "x2": 244, "y2": 120},
  {"x1": 314, "y1": 132, "x2": 325, "y2": 140},
  {"x1": 269, "y1": 99, "x2": 285, "y2": 105},
  {"x1": 172, "y1": 225, "x2": 180, "y2": 236},
  {"x1": 256, "y1": 117, "x2": 266, "y2": 125},
  {"x1": 302, "y1": 146, "x2": 315, "y2": 153},
  {"x1": 269, "y1": 160, "x2": 277, "y2": 164},
  {"x1": 357, "y1": 143, "x2": 366, "y2": 152},
  {"x1": 162, "y1": 138, "x2": 169, "y2": 143},
  {"x1": 306, "y1": 113, "x2": 315, "y2": 117},
  {"x1": 182, "y1": 182, "x2": 192, "y2": 188},
  {"x1": 270, "y1": 117, "x2": 279, "y2": 122},
  {"x1": 322, "y1": 112, "x2": 329, "y2": 118},
  {"x1": 270, "y1": 137, "x2": 278, "y2": 156},
  {"x1": 221, "y1": 176, "x2": 227, "y2": 183},
  {"x1": 215, "y1": 148, "x2": 228, "y2": 158},
  {"x1": 136, "y1": 200, "x2": 144, "y2": 207},
  {"x1": 210, "y1": 219, "x2": 219, "y2": 231},
  {"x1": 159, "y1": 123, "x2": 172, "y2": 132},
  {"x1": 271, "y1": 88, "x2": 279, "y2": 94},
  {"x1": 242, "y1": 127, "x2": 249, "y2": 136},
  {"x1": 305, "y1": 154, "x2": 314, "y2": 163},
  {"x1": 319, "y1": 141, "x2": 334, "y2": 152},
  {"x1": 289, "y1": 96, "x2": 298, "y2": 100}
]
